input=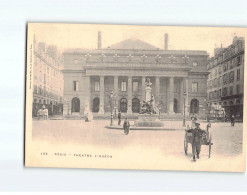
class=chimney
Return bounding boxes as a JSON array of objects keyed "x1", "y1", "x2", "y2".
[
  {"x1": 98, "y1": 31, "x2": 102, "y2": 49},
  {"x1": 164, "y1": 33, "x2": 168, "y2": 50}
]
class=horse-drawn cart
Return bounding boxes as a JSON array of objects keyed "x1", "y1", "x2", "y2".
[{"x1": 184, "y1": 123, "x2": 213, "y2": 158}]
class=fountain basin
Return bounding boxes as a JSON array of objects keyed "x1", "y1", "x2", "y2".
[{"x1": 134, "y1": 114, "x2": 164, "y2": 127}]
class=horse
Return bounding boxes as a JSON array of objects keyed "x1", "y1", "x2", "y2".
[{"x1": 37, "y1": 109, "x2": 49, "y2": 120}]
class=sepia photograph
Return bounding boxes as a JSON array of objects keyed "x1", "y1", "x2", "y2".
[{"x1": 25, "y1": 23, "x2": 246, "y2": 172}]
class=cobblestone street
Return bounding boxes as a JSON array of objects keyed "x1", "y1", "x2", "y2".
[{"x1": 31, "y1": 119, "x2": 245, "y2": 172}]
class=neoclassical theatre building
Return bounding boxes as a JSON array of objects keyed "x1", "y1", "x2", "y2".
[{"x1": 63, "y1": 32, "x2": 209, "y2": 118}]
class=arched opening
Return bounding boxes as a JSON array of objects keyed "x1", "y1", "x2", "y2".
[
  {"x1": 174, "y1": 98, "x2": 178, "y2": 113},
  {"x1": 71, "y1": 97, "x2": 80, "y2": 112},
  {"x1": 32, "y1": 99, "x2": 38, "y2": 117},
  {"x1": 93, "y1": 97, "x2": 100, "y2": 112},
  {"x1": 132, "y1": 98, "x2": 140, "y2": 113},
  {"x1": 120, "y1": 98, "x2": 127, "y2": 113},
  {"x1": 190, "y1": 99, "x2": 199, "y2": 114}
]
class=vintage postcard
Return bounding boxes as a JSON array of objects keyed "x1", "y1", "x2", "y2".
[{"x1": 25, "y1": 23, "x2": 246, "y2": 172}]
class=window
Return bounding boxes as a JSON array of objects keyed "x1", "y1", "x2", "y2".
[
  {"x1": 34, "y1": 85, "x2": 37, "y2": 93},
  {"x1": 73, "y1": 81, "x2": 79, "y2": 91},
  {"x1": 192, "y1": 82, "x2": 198, "y2": 92},
  {"x1": 218, "y1": 66, "x2": 222, "y2": 74},
  {"x1": 133, "y1": 82, "x2": 138, "y2": 92},
  {"x1": 214, "y1": 90, "x2": 217, "y2": 99},
  {"x1": 236, "y1": 84, "x2": 240, "y2": 94},
  {"x1": 237, "y1": 69, "x2": 240, "y2": 81},
  {"x1": 222, "y1": 87, "x2": 228, "y2": 97},
  {"x1": 214, "y1": 69, "x2": 217, "y2": 77},
  {"x1": 121, "y1": 81, "x2": 127, "y2": 92},
  {"x1": 229, "y1": 71, "x2": 234, "y2": 83},
  {"x1": 214, "y1": 78, "x2": 217, "y2": 87},
  {"x1": 223, "y1": 74, "x2": 228, "y2": 85},
  {"x1": 193, "y1": 61, "x2": 198, "y2": 67},
  {"x1": 94, "y1": 81, "x2": 100, "y2": 91},
  {"x1": 224, "y1": 63, "x2": 228, "y2": 72},
  {"x1": 237, "y1": 56, "x2": 241, "y2": 66},
  {"x1": 229, "y1": 60, "x2": 233, "y2": 69},
  {"x1": 229, "y1": 86, "x2": 233, "y2": 95}
]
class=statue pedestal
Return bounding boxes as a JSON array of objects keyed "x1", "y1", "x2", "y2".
[
  {"x1": 134, "y1": 114, "x2": 164, "y2": 127},
  {"x1": 145, "y1": 86, "x2": 152, "y2": 102}
]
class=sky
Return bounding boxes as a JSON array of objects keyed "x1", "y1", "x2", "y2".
[{"x1": 30, "y1": 23, "x2": 246, "y2": 57}]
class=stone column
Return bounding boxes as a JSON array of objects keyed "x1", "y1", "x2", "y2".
[
  {"x1": 114, "y1": 76, "x2": 118, "y2": 113},
  {"x1": 156, "y1": 77, "x2": 160, "y2": 104},
  {"x1": 168, "y1": 77, "x2": 175, "y2": 114},
  {"x1": 127, "y1": 76, "x2": 132, "y2": 114},
  {"x1": 142, "y1": 76, "x2": 146, "y2": 103},
  {"x1": 99, "y1": 76, "x2": 105, "y2": 114},
  {"x1": 84, "y1": 75, "x2": 91, "y2": 114},
  {"x1": 180, "y1": 78, "x2": 184, "y2": 113}
]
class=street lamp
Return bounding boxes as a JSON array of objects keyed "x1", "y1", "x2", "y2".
[
  {"x1": 110, "y1": 91, "x2": 114, "y2": 126},
  {"x1": 183, "y1": 91, "x2": 186, "y2": 127}
]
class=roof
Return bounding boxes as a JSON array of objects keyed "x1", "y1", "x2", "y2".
[{"x1": 106, "y1": 38, "x2": 158, "y2": 50}]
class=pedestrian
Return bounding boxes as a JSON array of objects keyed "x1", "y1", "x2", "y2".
[
  {"x1": 231, "y1": 114, "x2": 235, "y2": 127},
  {"x1": 85, "y1": 113, "x2": 89, "y2": 122},
  {"x1": 190, "y1": 114, "x2": 197, "y2": 129},
  {"x1": 123, "y1": 118, "x2": 130, "y2": 135},
  {"x1": 190, "y1": 122, "x2": 204, "y2": 161},
  {"x1": 118, "y1": 111, "x2": 121, "y2": 125}
]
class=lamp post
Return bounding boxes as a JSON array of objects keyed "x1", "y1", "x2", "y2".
[
  {"x1": 183, "y1": 91, "x2": 186, "y2": 127},
  {"x1": 110, "y1": 91, "x2": 114, "y2": 126}
]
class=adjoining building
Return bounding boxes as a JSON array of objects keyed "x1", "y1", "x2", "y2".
[
  {"x1": 207, "y1": 36, "x2": 245, "y2": 121},
  {"x1": 32, "y1": 35, "x2": 64, "y2": 117},
  {"x1": 63, "y1": 32, "x2": 209, "y2": 118}
]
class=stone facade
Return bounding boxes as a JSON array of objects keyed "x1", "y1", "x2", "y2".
[
  {"x1": 63, "y1": 34, "x2": 209, "y2": 118},
  {"x1": 207, "y1": 36, "x2": 245, "y2": 120},
  {"x1": 32, "y1": 35, "x2": 64, "y2": 116}
]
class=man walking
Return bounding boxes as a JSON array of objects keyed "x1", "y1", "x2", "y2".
[
  {"x1": 191, "y1": 122, "x2": 204, "y2": 161},
  {"x1": 118, "y1": 111, "x2": 121, "y2": 125},
  {"x1": 231, "y1": 114, "x2": 235, "y2": 127}
]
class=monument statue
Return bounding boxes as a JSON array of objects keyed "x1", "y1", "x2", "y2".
[
  {"x1": 139, "y1": 78, "x2": 159, "y2": 115},
  {"x1": 134, "y1": 78, "x2": 164, "y2": 127}
]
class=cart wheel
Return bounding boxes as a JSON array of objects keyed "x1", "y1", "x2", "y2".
[
  {"x1": 184, "y1": 137, "x2": 188, "y2": 155},
  {"x1": 208, "y1": 134, "x2": 212, "y2": 158}
]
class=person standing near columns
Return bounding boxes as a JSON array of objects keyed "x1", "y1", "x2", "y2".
[
  {"x1": 99, "y1": 76, "x2": 105, "y2": 114},
  {"x1": 127, "y1": 76, "x2": 132, "y2": 114}
]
